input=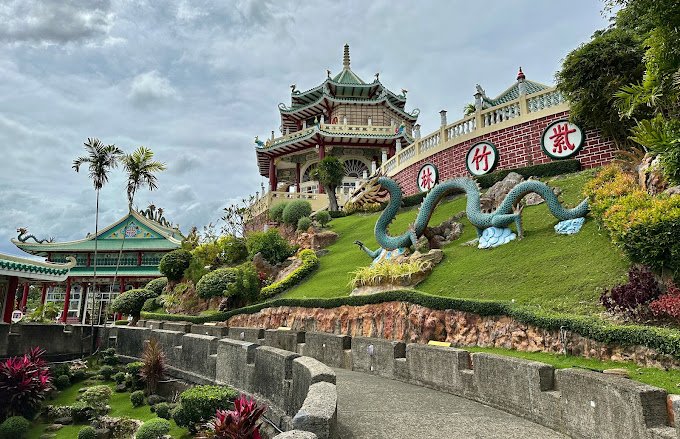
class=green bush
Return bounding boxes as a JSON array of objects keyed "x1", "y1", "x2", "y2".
[
  {"x1": 196, "y1": 267, "x2": 238, "y2": 299},
  {"x1": 246, "y1": 229, "x2": 293, "y2": 265},
  {"x1": 55, "y1": 374, "x2": 71, "y2": 390},
  {"x1": 328, "y1": 210, "x2": 346, "y2": 218},
  {"x1": 50, "y1": 363, "x2": 71, "y2": 379},
  {"x1": 172, "y1": 385, "x2": 238, "y2": 431},
  {"x1": 77, "y1": 426, "x2": 96, "y2": 439},
  {"x1": 260, "y1": 250, "x2": 319, "y2": 298},
  {"x1": 69, "y1": 401, "x2": 95, "y2": 422},
  {"x1": 314, "y1": 210, "x2": 331, "y2": 227},
  {"x1": 99, "y1": 365, "x2": 114, "y2": 380},
  {"x1": 114, "y1": 319, "x2": 129, "y2": 326},
  {"x1": 147, "y1": 394, "x2": 165, "y2": 406},
  {"x1": 282, "y1": 200, "x2": 312, "y2": 226},
  {"x1": 142, "y1": 297, "x2": 160, "y2": 312},
  {"x1": 159, "y1": 249, "x2": 192, "y2": 281},
  {"x1": 184, "y1": 236, "x2": 249, "y2": 284},
  {"x1": 81, "y1": 385, "x2": 112, "y2": 410},
  {"x1": 269, "y1": 202, "x2": 288, "y2": 223},
  {"x1": 154, "y1": 402, "x2": 171, "y2": 420},
  {"x1": 145, "y1": 277, "x2": 168, "y2": 296},
  {"x1": 130, "y1": 390, "x2": 145, "y2": 407},
  {"x1": 475, "y1": 159, "x2": 582, "y2": 188},
  {"x1": 126, "y1": 361, "x2": 144, "y2": 375},
  {"x1": 297, "y1": 216, "x2": 312, "y2": 231},
  {"x1": 135, "y1": 418, "x2": 170, "y2": 439},
  {"x1": 102, "y1": 348, "x2": 116, "y2": 357},
  {"x1": 110, "y1": 289, "x2": 157, "y2": 320},
  {"x1": 0, "y1": 416, "x2": 30, "y2": 439},
  {"x1": 218, "y1": 235, "x2": 249, "y2": 265},
  {"x1": 113, "y1": 371, "x2": 126, "y2": 384},
  {"x1": 401, "y1": 191, "x2": 427, "y2": 207}
]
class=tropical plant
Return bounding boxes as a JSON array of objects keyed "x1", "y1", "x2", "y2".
[
  {"x1": 136, "y1": 418, "x2": 171, "y2": 439},
  {"x1": 282, "y1": 200, "x2": 312, "y2": 226},
  {"x1": 600, "y1": 266, "x2": 661, "y2": 320},
  {"x1": 350, "y1": 260, "x2": 432, "y2": 289},
  {"x1": 73, "y1": 138, "x2": 124, "y2": 325},
  {"x1": 211, "y1": 394, "x2": 267, "y2": 439},
  {"x1": 0, "y1": 347, "x2": 52, "y2": 419},
  {"x1": 650, "y1": 282, "x2": 680, "y2": 320},
  {"x1": 159, "y1": 249, "x2": 192, "y2": 282},
  {"x1": 314, "y1": 156, "x2": 344, "y2": 211},
  {"x1": 245, "y1": 229, "x2": 293, "y2": 265},
  {"x1": 463, "y1": 103, "x2": 476, "y2": 117},
  {"x1": 141, "y1": 338, "x2": 166, "y2": 395}
]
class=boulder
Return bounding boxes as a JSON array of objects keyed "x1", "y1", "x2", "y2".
[
  {"x1": 54, "y1": 416, "x2": 73, "y2": 425},
  {"x1": 664, "y1": 185, "x2": 680, "y2": 196},
  {"x1": 523, "y1": 186, "x2": 562, "y2": 206},
  {"x1": 311, "y1": 230, "x2": 338, "y2": 249},
  {"x1": 480, "y1": 172, "x2": 524, "y2": 211},
  {"x1": 252, "y1": 252, "x2": 279, "y2": 279},
  {"x1": 45, "y1": 424, "x2": 63, "y2": 432},
  {"x1": 638, "y1": 154, "x2": 667, "y2": 194}
]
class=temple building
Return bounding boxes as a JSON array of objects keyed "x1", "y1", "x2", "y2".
[
  {"x1": 12, "y1": 208, "x2": 182, "y2": 323},
  {"x1": 250, "y1": 44, "x2": 420, "y2": 218}
]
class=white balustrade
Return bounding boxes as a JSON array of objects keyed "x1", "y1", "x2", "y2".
[
  {"x1": 446, "y1": 116, "x2": 477, "y2": 139},
  {"x1": 481, "y1": 100, "x2": 521, "y2": 127},
  {"x1": 420, "y1": 132, "x2": 441, "y2": 152},
  {"x1": 527, "y1": 89, "x2": 565, "y2": 113}
]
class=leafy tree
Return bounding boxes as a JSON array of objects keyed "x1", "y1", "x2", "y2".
[
  {"x1": 73, "y1": 138, "x2": 124, "y2": 325},
  {"x1": 245, "y1": 229, "x2": 293, "y2": 265},
  {"x1": 221, "y1": 194, "x2": 256, "y2": 237},
  {"x1": 314, "y1": 156, "x2": 344, "y2": 211},
  {"x1": 556, "y1": 27, "x2": 646, "y2": 148},
  {"x1": 159, "y1": 249, "x2": 192, "y2": 282}
]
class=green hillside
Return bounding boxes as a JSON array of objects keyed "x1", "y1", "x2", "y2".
[{"x1": 283, "y1": 170, "x2": 629, "y2": 316}]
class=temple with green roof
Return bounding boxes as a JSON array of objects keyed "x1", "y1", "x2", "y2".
[
  {"x1": 250, "y1": 44, "x2": 420, "y2": 219},
  {"x1": 12, "y1": 208, "x2": 182, "y2": 323}
]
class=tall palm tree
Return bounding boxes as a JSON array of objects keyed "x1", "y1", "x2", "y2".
[
  {"x1": 108, "y1": 147, "x2": 166, "y2": 322},
  {"x1": 72, "y1": 138, "x2": 124, "y2": 326}
]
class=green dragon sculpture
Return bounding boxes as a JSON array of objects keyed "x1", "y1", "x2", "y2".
[
  {"x1": 354, "y1": 175, "x2": 588, "y2": 258},
  {"x1": 16, "y1": 228, "x2": 54, "y2": 243}
]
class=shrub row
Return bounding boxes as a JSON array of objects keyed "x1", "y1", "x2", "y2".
[
  {"x1": 475, "y1": 159, "x2": 581, "y2": 188},
  {"x1": 260, "y1": 250, "x2": 319, "y2": 299},
  {"x1": 142, "y1": 289, "x2": 680, "y2": 358}
]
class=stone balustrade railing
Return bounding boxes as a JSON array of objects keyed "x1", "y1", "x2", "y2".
[
  {"x1": 379, "y1": 86, "x2": 569, "y2": 176},
  {"x1": 263, "y1": 123, "x2": 400, "y2": 149},
  {"x1": 249, "y1": 191, "x2": 330, "y2": 218}
]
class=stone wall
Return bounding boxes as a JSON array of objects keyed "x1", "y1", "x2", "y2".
[
  {"x1": 392, "y1": 111, "x2": 616, "y2": 195},
  {"x1": 225, "y1": 302, "x2": 680, "y2": 369},
  {"x1": 0, "y1": 322, "x2": 103, "y2": 360}
]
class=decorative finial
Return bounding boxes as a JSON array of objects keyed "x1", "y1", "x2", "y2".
[
  {"x1": 517, "y1": 67, "x2": 525, "y2": 81},
  {"x1": 401, "y1": 88, "x2": 408, "y2": 96},
  {"x1": 375, "y1": 72, "x2": 380, "y2": 80},
  {"x1": 327, "y1": 69, "x2": 331, "y2": 78},
  {"x1": 343, "y1": 43, "x2": 350, "y2": 69},
  {"x1": 290, "y1": 84, "x2": 297, "y2": 93}
]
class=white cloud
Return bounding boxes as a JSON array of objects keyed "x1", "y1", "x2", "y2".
[{"x1": 128, "y1": 71, "x2": 178, "y2": 107}]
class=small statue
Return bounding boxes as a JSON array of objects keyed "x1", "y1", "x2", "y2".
[
  {"x1": 401, "y1": 88, "x2": 408, "y2": 97},
  {"x1": 327, "y1": 69, "x2": 331, "y2": 78},
  {"x1": 375, "y1": 72, "x2": 380, "y2": 81},
  {"x1": 290, "y1": 84, "x2": 299, "y2": 94},
  {"x1": 254, "y1": 136, "x2": 265, "y2": 147}
]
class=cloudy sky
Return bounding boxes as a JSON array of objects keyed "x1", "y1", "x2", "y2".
[{"x1": 0, "y1": 0, "x2": 612, "y2": 257}]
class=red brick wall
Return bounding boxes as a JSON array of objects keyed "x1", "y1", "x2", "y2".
[{"x1": 393, "y1": 111, "x2": 616, "y2": 195}]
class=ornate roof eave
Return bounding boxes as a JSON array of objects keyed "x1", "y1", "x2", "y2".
[
  {"x1": 290, "y1": 77, "x2": 406, "y2": 106},
  {"x1": 483, "y1": 79, "x2": 551, "y2": 106},
  {"x1": 0, "y1": 252, "x2": 75, "y2": 281},
  {"x1": 279, "y1": 92, "x2": 418, "y2": 122}
]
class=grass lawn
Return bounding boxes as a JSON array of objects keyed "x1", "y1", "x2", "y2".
[
  {"x1": 26, "y1": 381, "x2": 190, "y2": 439},
  {"x1": 284, "y1": 170, "x2": 630, "y2": 316},
  {"x1": 466, "y1": 345, "x2": 680, "y2": 394}
]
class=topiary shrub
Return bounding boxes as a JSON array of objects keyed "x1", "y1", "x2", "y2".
[
  {"x1": 218, "y1": 235, "x2": 249, "y2": 265},
  {"x1": 145, "y1": 277, "x2": 168, "y2": 296},
  {"x1": 314, "y1": 210, "x2": 331, "y2": 227},
  {"x1": 70, "y1": 401, "x2": 95, "y2": 422},
  {"x1": 297, "y1": 216, "x2": 312, "y2": 231},
  {"x1": 135, "y1": 418, "x2": 171, "y2": 439},
  {"x1": 130, "y1": 390, "x2": 145, "y2": 407},
  {"x1": 110, "y1": 289, "x2": 157, "y2": 323},
  {"x1": 142, "y1": 297, "x2": 162, "y2": 312},
  {"x1": 154, "y1": 402, "x2": 171, "y2": 419},
  {"x1": 126, "y1": 361, "x2": 144, "y2": 389},
  {"x1": 196, "y1": 267, "x2": 238, "y2": 299},
  {"x1": 147, "y1": 394, "x2": 165, "y2": 406},
  {"x1": 77, "y1": 426, "x2": 96, "y2": 439},
  {"x1": 0, "y1": 416, "x2": 30, "y2": 439},
  {"x1": 81, "y1": 385, "x2": 112, "y2": 411},
  {"x1": 159, "y1": 249, "x2": 192, "y2": 282},
  {"x1": 246, "y1": 229, "x2": 293, "y2": 265},
  {"x1": 55, "y1": 374, "x2": 71, "y2": 390},
  {"x1": 282, "y1": 200, "x2": 312, "y2": 226},
  {"x1": 268, "y1": 202, "x2": 288, "y2": 223},
  {"x1": 172, "y1": 385, "x2": 238, "y2": 432},
  {"x1": 113, "y1": 372, "x2": 126, "y2": 384},
  {"x1": 99, "y1": 365, "x2": 114, "y2": 380}
]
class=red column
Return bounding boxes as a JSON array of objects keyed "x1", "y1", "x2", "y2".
[
  {"x1": 40, "y1": 284, "x2": 47, "y2": 306},
  {"x1": 295, "y1": 163, "x2": 301, "y2": 192},
  {"x1": 20, "y1": 283, "x2": 29, "y2": 310},
  {"x1": 3, "y1": 276, "x2": 18, "y2": 323},
  {"x1": 268, "y1": 159, "x2": 277, "y2": 192},
  {"x1": 317, "y1": 145, "x2": 325, "y2": 194},
  {"x1": 61, "y1": 277, "x2": 72, "y2": 323},
  {"x1": 137, "y1": 251, "x2": 142, "y2": 266}
]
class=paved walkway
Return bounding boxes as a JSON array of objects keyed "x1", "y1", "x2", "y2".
[{"x1": 334, "y1": 368, "x2": 568, "y2": 439}]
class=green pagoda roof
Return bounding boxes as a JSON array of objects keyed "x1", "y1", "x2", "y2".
[
  {"x1": 0, "y1": 252, "x2": 74, "y2": 281},
  {"x1": 13, "y1": 209, "x2": 182, "y2": 256},
  {"x1": 480, "y1": 69, "x2": 550, "y2": 107}
]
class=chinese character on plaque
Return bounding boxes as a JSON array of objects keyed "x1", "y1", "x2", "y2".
[
  {"x1": 541, "y1": 120, "x2": 584, "y2": 159},
  {"x1": 466, "y1": 142, "x2": 498, "y2": 176},
  {"x1": 417, "y1": 163, "x2": 439, "y2": 192}
]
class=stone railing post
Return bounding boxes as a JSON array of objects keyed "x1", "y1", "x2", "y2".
[{"x1": 439, "y1": 110, "x2": 448, "y2": 143}]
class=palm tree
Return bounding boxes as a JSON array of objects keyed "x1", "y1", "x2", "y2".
[
  {"x1": 73, "y1": 138, "x2": 124, "y2": 327},
  {"x1": 108, "y1": 147, "x2": 166, "y2": 322}
]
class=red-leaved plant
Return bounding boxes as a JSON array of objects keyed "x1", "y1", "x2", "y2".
[
  {"x1": 210, "y1": 394, "x2": 266, "y2": 439},
  {"x1": 0, "y1": 347, "x2": 53, "y2": 419},
  {"x1": 650, "y1": 282, "x2": 680, "y2": 320}
]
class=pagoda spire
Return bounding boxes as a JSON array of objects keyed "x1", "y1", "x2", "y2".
[{"x1": 343, "y1": 44, "x2": 350, "y2": 69}]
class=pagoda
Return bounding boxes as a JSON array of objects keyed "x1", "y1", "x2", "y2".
[
  {"x1": 12, "y1": 207, "x2": 182, "y2": 323},
  {"x1": 251, "y1": 44, "x2": 419, "y2": 217}
]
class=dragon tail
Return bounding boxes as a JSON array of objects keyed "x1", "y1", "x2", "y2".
[{"x1": 499, "y1": 180, "x2": 589, "y2": 220}]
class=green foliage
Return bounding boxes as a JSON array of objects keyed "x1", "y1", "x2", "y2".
[
  {"x1": 69, "y1": 401, "x2": 95, "y2": 422},
  {"x1": 114, "y1": 319, "x2": 130, "y2": 325},
  {"x1": 142, "y1": 297, "x2": 162, "y2": 312},
  {"x1": 246, "y1": 228, "x2": 293, "y2": 265},
  {"x1": 81, "y1": 385, "x2": 112, "y2": 410},
  {"x1": 297, "y1": 216, "x2": 312, "y2": 231},
  {"x1": 196, "y1": 267, "x2": 237, "y2": 299},
  {"x1": 77, "y1": 426, "x2": 96, "y2": 439},
  {"x1": 316, "y1": 156, "x2": 345, "y2": 211},
  {"x1": 218, "y1": 235, "x2": 249, "y2": 265},
  {"x1": 282, "y1": 200, "x2": 312, "y2": 226},
  {"x1": 154, "y1": 402, "x2": 171, "y2": 420},
  {"x1": 55, "y1": 374, "x2": 71, "y2": 390},
  {"x1": 0, "y1": 416, "x2": 30, "y2": 439},
  {"x1": 126, "y1": 361, "x2": 144, "y2": 379},
  {"x1": 401, "y1": 191, "x2": 427, "y2": 207},
  {"x1": 328, "y1": 211, "x2": 346, "y2": 218},
  {"x1": 185, "y1": 236, "x2": 249, "y2": 284},
  {"x1": 314, "y1": 210, "x2": 331, "y2": 227},
  {"x1": 260, "y1": 250, "x2": 319, "y2": 298},
  {"x1": 350, "y1": 260, "x2": 432, "y2": 289},
  {"x1": 343, "y1": 201, "x2": 385, "y2": 215},
  {"x1": 100, "y1": 365, "x2": 114, "y2": 380},
  {"x1": 475, "y1": 160, "x2": 582, "y2": 188},
  {"x1": 135, "y1": 418, "x2": 171, "y2": 439},
  {"x1": 110, "y1": 289, "x2": 157, "y2": 319},
  {"x1": 629, "y1": 116, "x2": 680, "y2": 185},
  {"x1": 130, "y1": 390, "x2": 145, "y2": 407},
  {"x1": 172, "y1": 385, "x2": 238, "y2": 432},
  {"x1": 159, "y1": 249, "x2": 192, "y2": 282},
  {"x1": 145, "y1": 277, "x2": 168, "y2": 296},
  {"x1": 269, "y1": 202, "x2": 288, "y2": 223},
  {"x1": 113, "y1": 372, "x2": 126, "y2": 384}
]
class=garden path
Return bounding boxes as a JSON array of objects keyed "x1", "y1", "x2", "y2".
[{"x1": 333, "y1": 368, "x2": 568, "y2": 438}]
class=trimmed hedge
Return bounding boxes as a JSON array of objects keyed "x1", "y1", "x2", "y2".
[
  {"x1": 475, "y1": 159, "x2": 581, "y2": 188},
  {"x1": 260, "y1": 250, "x2": 319, "y2": 298},
  {"x1": 142, "y1": 289, "x2": 680, "y2": 359},
  {"x1": 159, "y1": 249, "x2": 192, "y2": 282},
  {"x1": 145, "y1": 277, "x2": 168, "y2": 296},
  {"x1": 282, "y1": 200, "x2": 312, "y2": 226},
  {"x1": 110, "y1": 288, "x2": 157, "y2": 319},
  {"x1": 402, "y1": 191, "x2": 427, "y2": 207}
]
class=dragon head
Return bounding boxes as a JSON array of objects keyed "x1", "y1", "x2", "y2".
[
  {"x1": 346, "y1": 171, "x2": 389, "y2": 206},
  {"x1": 17, "y1": 227, "x2": 27, "y2": 235}
]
